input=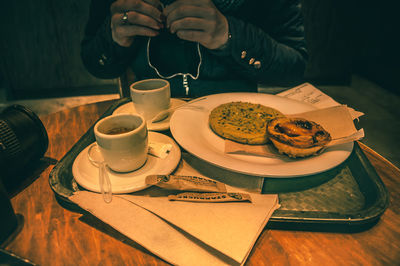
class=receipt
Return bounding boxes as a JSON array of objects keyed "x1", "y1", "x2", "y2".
[
  {"x1": 278, "y1": 83, "x2": 364, "y2": 120},
  {"x1": 277, "y1": 83, "x2": 340, "y2": 108}
]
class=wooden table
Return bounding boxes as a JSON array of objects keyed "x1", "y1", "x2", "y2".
[{"x1": 3, "y1": 100, "x2": 400, "y2": 265}]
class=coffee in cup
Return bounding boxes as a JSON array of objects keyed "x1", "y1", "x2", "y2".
[
  {"x1": 130, "y1": 79, "x2": 171, "y2": 123},
  {"x1": 105, "y1": 126, "x2": 135, "y2": 135},
  {"x1": 93, "y1": 114, "x2": 148, "y2": 172}
]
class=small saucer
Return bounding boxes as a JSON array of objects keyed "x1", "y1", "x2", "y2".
[
  {"x1": 72, "y1": 132, "x2": 181, "y2": 194},
  {"x1": 113, "y1": 98, "x2": 186, "y2": 131}
]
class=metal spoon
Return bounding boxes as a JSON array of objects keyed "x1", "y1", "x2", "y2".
[
  {"x1": 150, "y1": 108, "x2": 175, "y2": 123},
  {"x1": 150, "y1": 97, "x2": 208, "y2": 123}
]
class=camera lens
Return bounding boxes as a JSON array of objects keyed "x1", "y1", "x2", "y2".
[{"x1": 0, "y1": 104, "x2": 48, "y2": 188}]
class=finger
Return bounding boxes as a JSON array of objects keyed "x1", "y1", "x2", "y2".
[
  {"x1": 143, "y1": 0, "x2": 163, "y2": 11},
  {"x1": 134, "y1": 1, "x2": 164, "y2": 23},
  {"x1": 126, "y1": 10, "x2": 163, "y2": 29},
  {"x1": 163, "y1": 0, "x2": 209, "y2": 17},
  {"x1": 111, "y1": 0, "x2": 163, "y2": 23},
  {"x1": 169, "y1": 17, "x2": 209, "y2": 33},
  {"x1": 111, "y1": 0, "x2": 162, "y2": 12},
  {"x1": 176, "y1": 29, "x2": 209, "y2": 43},
  {"x1": 115, "y1": 24, "x2": 160, "y2": 37},
  {"x1": 165, "y1": 6, "x2": 210, "y2": 28},
  {"x1": 112, "y1": 11, "x2": 162, "y2": 30}
]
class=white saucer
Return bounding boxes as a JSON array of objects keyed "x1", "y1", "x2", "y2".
[
  {"x1": 72, "y1": 132, "x2": 181, "y2": 194},
  {"x1": 113, "y1": 98, "x2": 186, "y2": 131}
]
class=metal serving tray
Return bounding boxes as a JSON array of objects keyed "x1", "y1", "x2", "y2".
[
  {"x1": 265, "y1": 142, "x2": 389, "y2": 231},
  {"x1": 49, "y1": 98, "x2": 389, "y2": 231}
]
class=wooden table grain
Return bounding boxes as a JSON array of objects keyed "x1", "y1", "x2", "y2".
[{"x1": 3, "y1": 100, "x2": 400, "y2": 265}]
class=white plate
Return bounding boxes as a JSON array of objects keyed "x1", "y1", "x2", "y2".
[
  {"x1": 170, "y1": 92, "x2": 353, "y2": 177},
  {"x1": 113, "y1": 98, "x2": 186, "y2": 131},
  {"x1": 72, "y1": 132, "x2": 181, "y2": 193}
]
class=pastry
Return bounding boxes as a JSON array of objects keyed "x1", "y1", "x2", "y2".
[
  {"x1": 267, "y1": 117, "x2": 331, "y2": 157},
  {"x1": 209, "y1": 101, "x2": 283, "y2": 144}
]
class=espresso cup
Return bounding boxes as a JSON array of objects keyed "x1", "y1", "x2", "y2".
[
  {"x1": 93, "y1": 114, "x2": 148, "y2": 172},
  {"x1": 130, "y1": 79, "x2": 171, "y2": 122}
]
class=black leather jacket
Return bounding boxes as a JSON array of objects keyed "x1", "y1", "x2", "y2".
[{"x1": 81, "y1": 0, "x2": 308, "y2": 97}]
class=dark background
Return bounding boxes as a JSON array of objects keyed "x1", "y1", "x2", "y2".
[{"x1": 0, "y1": 0, "x2": 398, "y2": 100}]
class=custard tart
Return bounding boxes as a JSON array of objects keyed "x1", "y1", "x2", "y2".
[{"x1": 267, "y1": 117, "x2": 332, "y2": 158}]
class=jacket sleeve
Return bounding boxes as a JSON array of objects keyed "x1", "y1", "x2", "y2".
[
  {"x1": 80, "y1": 0, "x2": 138, "y2": 79},
  {"x1": 210, "y1": 0, "x2": 308, "y2": 86}
]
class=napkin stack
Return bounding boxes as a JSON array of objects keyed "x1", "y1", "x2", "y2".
[{"x1": 70, "y1": 187, "x2": 279, "y2": 265}]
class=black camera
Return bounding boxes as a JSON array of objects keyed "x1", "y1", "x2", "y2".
[
  {"x1": 0, "y1": 104, "x2": 48, "y2": 243},
  {"x1": 0, "y1": 104, "x2": 48, "y2": 190}
]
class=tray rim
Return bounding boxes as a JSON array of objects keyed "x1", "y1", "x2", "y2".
[
  {"x1": 267, "y1": 141, "x2": 390, "y2": 226},
  {"x1": 49, "y1": 97, "x2": 390, "y2": 228}
]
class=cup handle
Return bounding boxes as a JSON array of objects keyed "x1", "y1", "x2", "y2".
[
  {"x1": 87, "y1": 143, "x2": 112, "y2": 203},
  {"x1": 87, "y1": 143, "x2": 101, "y2": 167}
]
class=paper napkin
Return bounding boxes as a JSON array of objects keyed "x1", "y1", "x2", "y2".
[
  {"x1": 288, "y1": 105, "x2": 364, "y2": 147},
  {"x1": 70, "y1": 188, "x2": 279, "y2": 265}
]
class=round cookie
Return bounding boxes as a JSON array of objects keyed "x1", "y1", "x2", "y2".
[{"x1": 209, "y1": 101, "x2": 283, "y2": 145}]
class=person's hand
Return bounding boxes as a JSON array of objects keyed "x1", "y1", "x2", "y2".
[
  {"x1": 163, "y1": 0, "x2": 229, "y2": 50},
  {"x1": 110, "y1": 0, "x2": 164, "y2": 47}
]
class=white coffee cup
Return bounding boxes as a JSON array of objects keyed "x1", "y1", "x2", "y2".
[
  {"x1": 93, "y1": 114, "x2": 148, "y2": 172},
  {"x1": 130, "y1": 79, "x2": 171, "y2": 122}
]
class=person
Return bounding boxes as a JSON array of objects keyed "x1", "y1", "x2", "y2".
[{"x1": 81, "y1": 0, "x2": 308, "y2": 97}]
